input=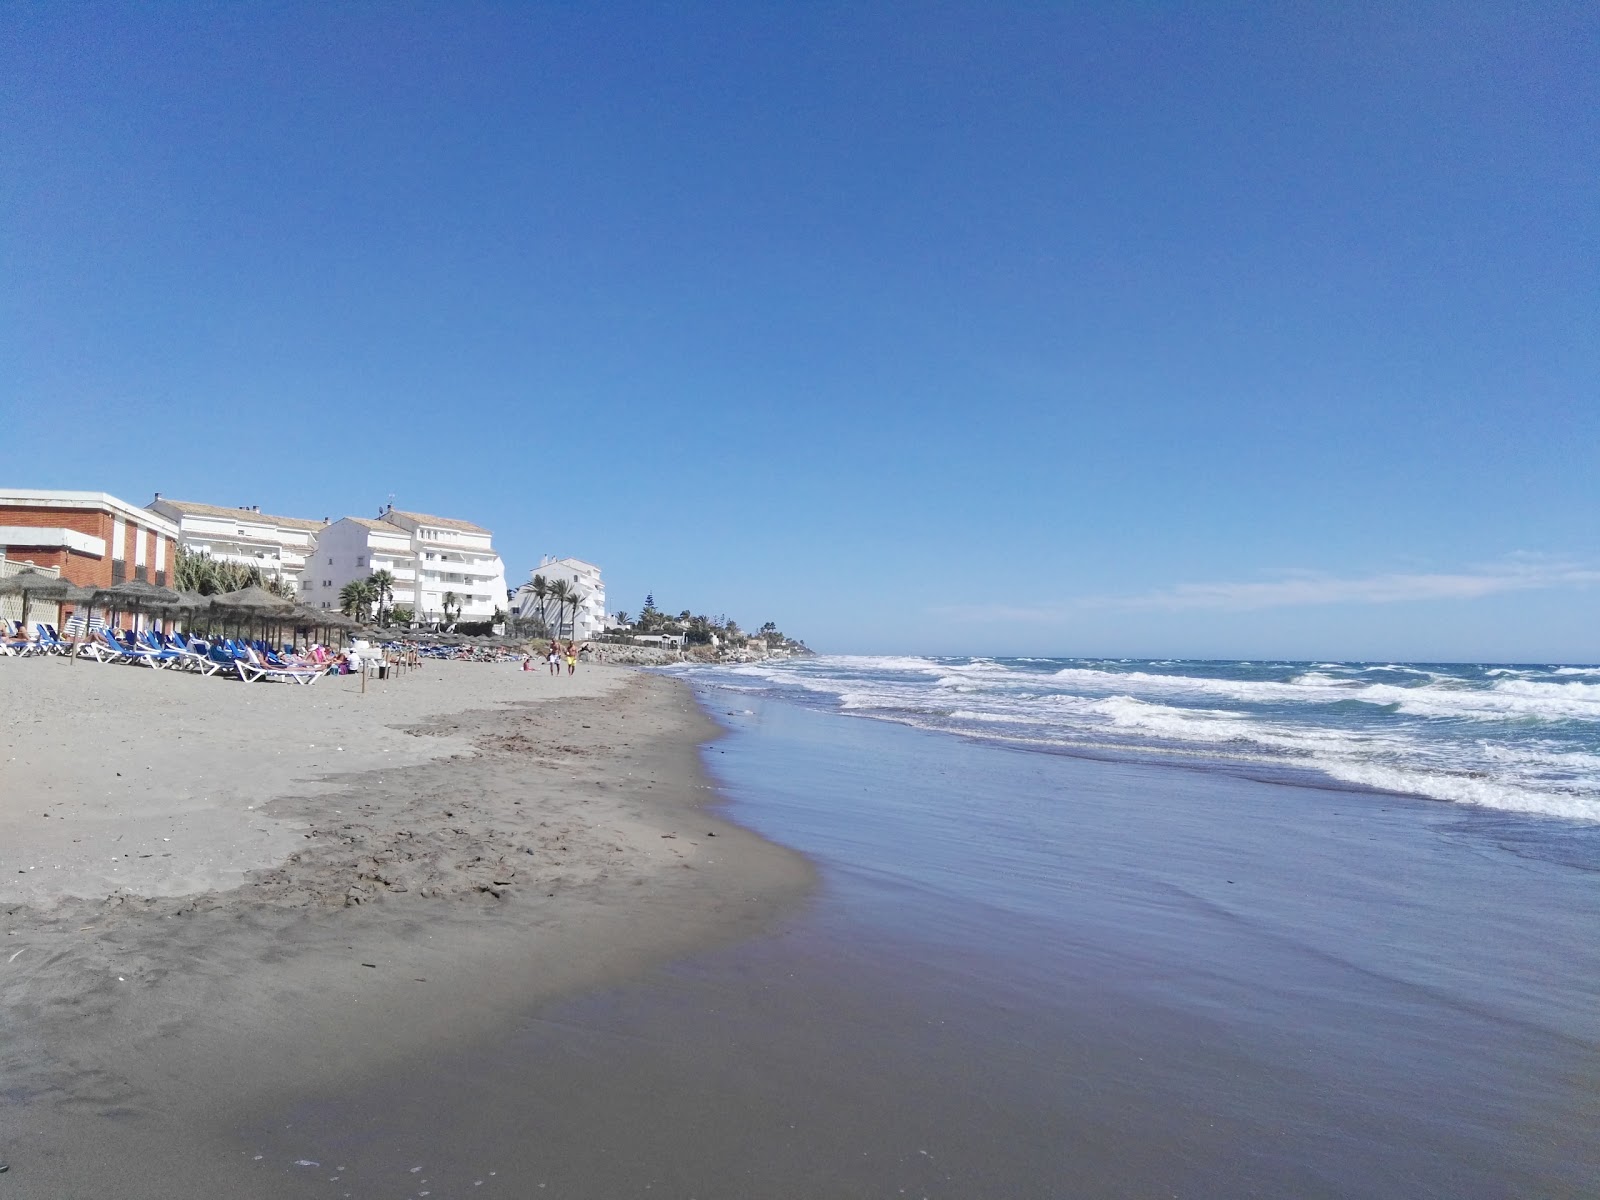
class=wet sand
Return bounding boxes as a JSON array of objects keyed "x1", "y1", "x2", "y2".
[{"x1": 0, "y1": 658, "x2": 812, "y2": 1198}]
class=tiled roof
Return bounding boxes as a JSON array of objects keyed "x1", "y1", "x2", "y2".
[
  {"x1": 386, "y1": 509, "x2": 489, "y2": 535},
  {"x1": 342, "y1": 516, "x2": 409, "y2": 532},
  {"x1": 158, "y1": 500, "x2": 326, "y2": 532}
]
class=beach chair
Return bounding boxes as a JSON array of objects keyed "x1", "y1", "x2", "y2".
[
  {"x1": 95, "y1": 629, "x2": 172, "y2": 668},
  {"x1": 131, "y1": 630, "x2": 183, "y2": 668},
  {"x1": 5, "y1": 620, "x2": 45, "y2": 656},
  {"x1": 235, "y1": 646, "x2": 322, "y2": 685},
  {"x1": 81, "y1": 630, "x2": 133, "y2": 664},
  {"x1": 160, "y1": 631, "x2": 224, "y2": 676},
  {"x1": 31, "y1": 624, "x2": 67, "y2": 655}
]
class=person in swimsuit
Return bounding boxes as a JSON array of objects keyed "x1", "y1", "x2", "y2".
[
  {"x1": 565, "y1": 641, "x2": 577, "y2": 675},
  {"x1": 548, "y1": 641, "x2": 561, "y2": 675}
]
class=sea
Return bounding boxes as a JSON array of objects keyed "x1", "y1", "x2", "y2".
[
  {"x1": 676, "y1": 655, "x2": 1600, "y2": 830},
  {"x1": 245, "y1": 655, "x2": 1600, "y2": 1197}
]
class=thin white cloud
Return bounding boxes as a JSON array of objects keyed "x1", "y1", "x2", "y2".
[
  {"x1": 1125, "y1": 559, "x2": 1600, "y2": 612},
  {"x1": 931, "y1": 557, "x2": 1600, "y2": 623}
]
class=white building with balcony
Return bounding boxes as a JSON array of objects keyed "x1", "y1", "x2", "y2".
[
  {"x1": 299, "y1": 507, "x2": 508, "y2": 625},
  {"x1": 512, "y1": 555, "x2": 606, "y2": 640},
  {"x1": 147, "y1": 497, "x2": 326, "y2": 594}
]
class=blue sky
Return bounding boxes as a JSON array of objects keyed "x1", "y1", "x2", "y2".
[{"x1": 3, "y1": 2, "x2": 1595, "y2": 659}]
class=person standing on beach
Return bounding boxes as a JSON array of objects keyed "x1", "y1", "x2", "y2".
[
  {"x1": 548, "y1": 641, "x2": 561, "y2": 675},
  {"x1": 565, "y1": 641, "x2": 578, "y2": 676}
]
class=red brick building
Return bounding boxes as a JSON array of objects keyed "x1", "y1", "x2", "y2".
[{"x1": 0, "y1": 489, "x2": 180, "y2": 589}]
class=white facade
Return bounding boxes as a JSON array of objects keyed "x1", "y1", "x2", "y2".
[
  {"x1": 512, "y1": 555, "x2": 606, "y2": 640},
  {"x1": 299, "y1": 508, "x2": 508, "y2": 625},
  {"x1": 299, "y1": 518, "x2": 412, "y2": 614},
  {"x1": 147, "y1": 497, "x2": 325, "y2": 593}
]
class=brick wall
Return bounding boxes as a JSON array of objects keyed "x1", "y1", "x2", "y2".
[
  {"x1": 1, "y1": 506, "x2": 114, "y2": 588},
  {"x1": 0, "y1": 505, "x2": 176, "y2": 590}
]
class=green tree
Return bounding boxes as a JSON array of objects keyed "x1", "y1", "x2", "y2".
[
  {"x1": 390, "y1": 604, "x2": 415, "y2": 626},
  {"x1": 637, "y1": 594, "x2": 661, "y2": 632},
  {"x1": 566, "y1": 587, "x2": 587, "y2": 639},
  {"x1": 367, "y1": 570, "x2": 395, "y2": 625},
  {"x1": 441, "y1": 591, "x2": 460, "y2": 626},
  {"x1": 547, "y1": 579, "x2": 572, "y2": 638},
  {"x1": 339, "y1": 579, "x2": 375, "y2": 619},
  {"x1": 612, "y1": 610, "x2": 630, "y2": 627},
  {"x1": 173, "y1": 546, "x2": 215, "y2": 594},
  {"x1": 172, "y1": 548, "x2": 290, "y2": 598},
  {"x1": 529, "y1": 574, "x2": 550, "y2": 630}
]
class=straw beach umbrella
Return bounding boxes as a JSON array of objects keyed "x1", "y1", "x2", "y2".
[
  {"x1": 101, "y1": 579, "x2": 182, "y2": 609},
  {"x1": 155, "y1": 591, "x2": 217, "y2": 639},
  {"x1": 212, "y1": 584, "x2": 294, "y2": 613},
  {"x1": 0, "y1": 567, "x2": 79, "y2": 629},
  {"x1": 98, "y1": 580, "x2": 182, "y2": 636},
  {"x1": 281, "y1": 603, "x2": 332, "y2": 649},
  {"x1": 211, "y1": 584, "x2": 294, "y2": 641}
]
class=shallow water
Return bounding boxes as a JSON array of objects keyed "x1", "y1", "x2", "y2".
[{"x1": 243, "y1": 686, "x2": 1600, "y2": 1197}]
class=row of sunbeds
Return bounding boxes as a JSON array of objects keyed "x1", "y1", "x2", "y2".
[{"x1": 3, "y1": 621, "x2": 327, "y2": 685}]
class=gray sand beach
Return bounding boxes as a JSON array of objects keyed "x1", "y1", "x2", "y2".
[{"x1": 0, "y1": 658, "x2": 812, "y2": 1198}]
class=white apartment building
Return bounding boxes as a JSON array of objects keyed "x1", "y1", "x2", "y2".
[
  {"x1": 512, "y1": 555, "x2": 606, "y2": 640},
  {"x1": 147, "y1": 496, "x2": 325, "y2": 594},
  {"x1": 299, "y1": 507, "x2": 508, "y2": 625}
]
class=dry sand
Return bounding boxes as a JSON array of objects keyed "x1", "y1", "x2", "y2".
[{"x1": 0, "y1": 656, "x2": 813, "y2": 1198}]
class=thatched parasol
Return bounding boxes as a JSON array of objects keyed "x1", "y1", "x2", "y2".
[
  {"x1": 164, "y1": 590, "x2": 215, "y2": 612},
  {"x1": 89, "y1": 580, "x2": 182, "y2": 637},
  {"x1": 211, "y1": 585, "x2": 295, "y2": 613},
  {"x1": 0, "y1": 567, "x2": 73, "y2": 600},
  {"x1": 205, "y1": 585, "x2": 293, "y2": 641},
  {"x1": 0, "y1": 567, "x2": 75, "y2": 628},
  {"x1": 100, "y1": 579, "x2": 182, "y2": 609}
]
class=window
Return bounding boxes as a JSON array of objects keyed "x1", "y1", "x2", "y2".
[
  {"x1": 356, "y1": 557, "x2": 364, "y2": 567},
  {"x1": 328, "y1": 557, "x2": 333, "y2": 564}
]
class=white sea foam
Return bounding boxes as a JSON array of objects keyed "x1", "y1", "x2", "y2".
[
  {"x1": 948, "y1": 708, "x2": 1056, "y2": 726},
  {"x1": 1319, "y1": 761, "x2": 1600, "y2": 823},
  {"x1": 1039, "y1": 666, "x2": 1600, "y2": 724},
  {"x1": 687, "y1": 657, "x2": 1600, "y2": 824}
]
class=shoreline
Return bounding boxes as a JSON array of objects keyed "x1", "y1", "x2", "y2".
[{"x1": 0, "y1": 660, "x2": 814, "y2": 1197}]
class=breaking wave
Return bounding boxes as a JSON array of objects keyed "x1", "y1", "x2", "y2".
[{"x1": 679, "y1": 656, "x2": 1600, "y2": 824}]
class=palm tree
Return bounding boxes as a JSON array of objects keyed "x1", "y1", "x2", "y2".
[
  {"x1": 565, "y1": 587, "x2": 587, "y2": 640},
  {"x1": 367, "y1": 570, "x2": 395, "y2": 626},
  {"x1": 547, "y1": 579, "x2": 571, "y2": 638},
  {"x1": 612, "y1": 610, "x2": 630, "y2": 627},
  {"x1": 441, "y1": 590, "x2": 460, "y2": 628},
  {"x1": 339, "y1": 579, "x2": 375, "y2": 620},
  {"x1": 529, "y1": 574, "x2": 550, "y2": 630}
]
